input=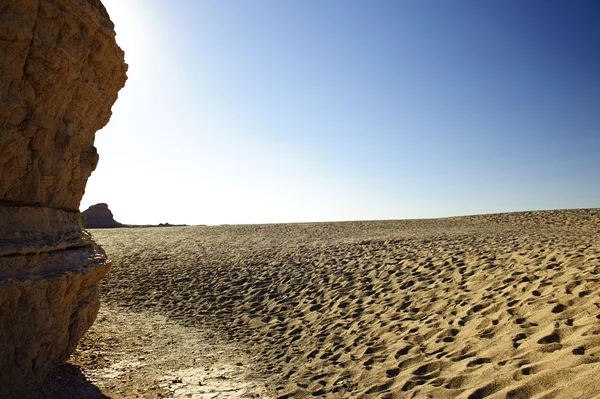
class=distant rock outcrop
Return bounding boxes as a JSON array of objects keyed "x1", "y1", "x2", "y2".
[
  {"x1": 83, "y1": 203, "x2": 122, "y2": 228},
  {"x1": 0, "y1": 0, "x2": 127, "y2": 395}
]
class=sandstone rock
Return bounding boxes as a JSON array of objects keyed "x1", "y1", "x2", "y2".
[
  {"x1": 82, "y1": 203, "x2": 122, "y2": 228},
  {"x1": 0, "y1": 0, "x2": 126, "y2": 395}
]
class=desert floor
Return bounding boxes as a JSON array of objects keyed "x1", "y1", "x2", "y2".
[{"x1": 43, "y1": 209, "x2": 600, "y2": 398}]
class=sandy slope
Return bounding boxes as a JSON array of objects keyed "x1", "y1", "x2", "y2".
[{"x1": 85, "y1": 209, "x2": 600, "y2": 398}]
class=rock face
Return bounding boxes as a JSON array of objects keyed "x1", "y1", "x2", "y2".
[
  {"x1": 83, "y1": 203, "x2": 122, "y2": 228},
  {"x1": 0, "y1": 0, "x2": 127, "y2": 395}
]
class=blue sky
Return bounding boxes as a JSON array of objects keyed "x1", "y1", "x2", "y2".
[{"x1": 82, "y1": 0, "x2": 600, "y2": 225}]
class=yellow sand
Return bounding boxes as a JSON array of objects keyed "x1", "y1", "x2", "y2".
[{"x1": 89, "y1": 209, "x2": 600, "y2": 398}]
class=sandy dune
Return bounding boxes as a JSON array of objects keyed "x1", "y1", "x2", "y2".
[{"x1": 84, "y1": 209, "x2": 600, "y2": 398}]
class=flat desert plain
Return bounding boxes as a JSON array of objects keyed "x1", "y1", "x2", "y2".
[{"x1": 75, "y1": 209, "x2": 600, "y2": 398}]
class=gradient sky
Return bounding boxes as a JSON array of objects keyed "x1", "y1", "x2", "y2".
[{"x1": 81, "y1": 0, "x2": 600, "y2": 225}]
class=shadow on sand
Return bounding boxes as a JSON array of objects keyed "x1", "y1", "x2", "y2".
[{"x1": 21, "y1": 364, "x2": 107, "y2": 399}]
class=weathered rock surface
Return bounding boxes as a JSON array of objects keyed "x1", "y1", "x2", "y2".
[
  {"x1": 0, "y1": 0, "x2": 126, "y2": 395},
  {"x1": 82, "y1": 203, "x2": 122, "y2": 228}
]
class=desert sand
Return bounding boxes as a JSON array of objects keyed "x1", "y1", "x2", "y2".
[{"x1": 65, "y1": 209, "x2": 600, "y2": 398}]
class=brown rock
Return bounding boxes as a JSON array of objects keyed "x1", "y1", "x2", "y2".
[
  {"x1": 82, "y1": 203, "x2": 122, "y2": 228},
  {"x1": 0, "y1": 0, "x2": 127, "y2": 210},
  {"x1": 0, "y1": 0, "x2": 126, "y2": 395}
]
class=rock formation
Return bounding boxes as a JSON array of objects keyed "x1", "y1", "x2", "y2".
[
  {"x1": 83, "y1": 203, "x2": 122, "y2": 228},
  {"x1": 0, "y1": 0, "x2": 127, "y2": 395}
]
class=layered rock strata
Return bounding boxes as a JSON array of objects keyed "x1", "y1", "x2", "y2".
[{"x1": 0, "y1": 0, "x2": 126, "y2": 395}]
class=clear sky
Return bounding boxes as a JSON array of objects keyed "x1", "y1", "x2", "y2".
[{"x1": 81, "y1": 0, "x2": 600, "y2": 225}]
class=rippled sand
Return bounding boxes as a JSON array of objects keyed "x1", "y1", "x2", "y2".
[{"x1": 89, "y1": 209, "x2": 600, "y2": 398}]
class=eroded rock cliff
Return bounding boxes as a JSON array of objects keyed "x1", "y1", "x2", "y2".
[{"x1": 0, "y1": 0, "x2": 127, "y2": 395}]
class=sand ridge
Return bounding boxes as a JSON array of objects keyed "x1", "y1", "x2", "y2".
[{"x1": 88, "y1": 209, "x2": 600, "y2": 398}]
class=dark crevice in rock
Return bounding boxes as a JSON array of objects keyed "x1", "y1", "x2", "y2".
[{"x1": 0, "y1": 199, "x2": 79, "y2": 213}]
